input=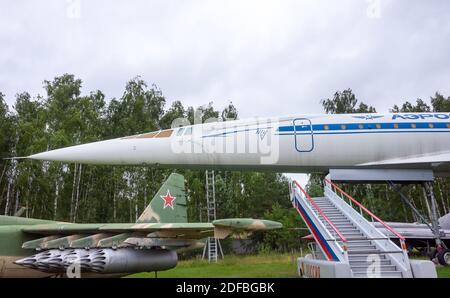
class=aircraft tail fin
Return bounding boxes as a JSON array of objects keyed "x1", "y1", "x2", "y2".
[{"x1": 136, "y1": 173, "x2": 187, "y2": 224}]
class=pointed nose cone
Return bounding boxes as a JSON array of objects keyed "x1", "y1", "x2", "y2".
[
  {"x1": 14, "y1": 256, "x2": 36, "y2": 266},
  {"x1": 28, "y1": 139, "x2": 125, "y2": 165},
  {"x1": 263, "y1": 220, "x2": 283, "y2": 230},
  {"x1": 14, "y1": 258, "x2": 26, "y2": 265}
]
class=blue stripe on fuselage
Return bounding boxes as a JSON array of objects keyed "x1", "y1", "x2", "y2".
[
  {"x1": 200, "y1": 122, "x2": 450, "y2": 138},
  {"x1": 278, "y1": 122, "x2": 450, "y2": 132}
]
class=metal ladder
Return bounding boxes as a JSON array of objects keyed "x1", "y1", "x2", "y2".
[{"x1": 202, "y1": 170, "x2": 223, "y2": 262}]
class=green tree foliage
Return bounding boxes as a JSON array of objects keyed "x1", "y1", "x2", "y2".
[
  {"x1": 0, "y1": 74, "x2": 300, "y2": 252},
  {"x1": 222, "y1": 102, "x2": 238, "y2": 120},
  {"x1": 321, "y1": 89, "x2": 377, "y2": 114},
  {"x1": 0, "y1": 93, "x2": 14, "y2": 158},
  {"x1": 252, "y1": 203, "x2": 307, "y2": 252},
  {"x1": 391, "y1": 98, "x2": 431, "y2": 113},
  {"x1": 431, "y1": 92, "x2": 450, "y2": 112}
]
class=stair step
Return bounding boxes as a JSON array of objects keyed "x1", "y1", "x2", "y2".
[
  {"x1": 348, "y1": 242, "x2": 375, "y2": 247},
  {"x1": 330, "y1": 230, "x2": 361, "y2": 235},
  {"x1": 318, "y1": 216, "x2": 348, "y2": 219},
  {"x1": 345, "y1": 237, "x2": 369, "y2": 241},
  {"x1": 351, "y1": 265, "x2": 397, "y2": 272},
  {"x1": 330, "y1": 227, "x2": 361, "y2": 233},
  {"x1": 349, "y1": 256, "x2": 387, "y2": 262},
  {"x1": 330, "y1": 229, "x2": 362, "y2": 233},
  {"x1": 348, "y1": 250, "x2": 402, "y2": 255},
  {"x1": 346, "y1": 240, "x2": 373, "y2": 245},
  {"x1": 353, "y1": 271, "x2": 403, "y2": 278},
  {"x1": 318, "y1": 213, "x2": 343, "y2": 216},
  {"x1": 325, "y1": 224, "x2": 353, "y2": 228},
  {"x1": 348, "y1": 246, "x2": 377, "y2": 251},
  {"x1": 319, "y1": 217, "x2": 348, "y2": 221},
  {"x1": 348, "y1": 249, "x2": 382, "y2": 253},
  {"x1": 318, "y1": 217, "x2": 345, "y2": 220},
  {"x1": 339, "y1": 229, "x2": 362, "y2": 233},
  {"x1": 337, "y1": 232, "x2": 364, "y2": 236},
  {"x1": 327, "y1": 227, "x2": 358, "y2": 231},
  {"x1": 350, "y1": 259, "x2": 391, "y2": 266}
]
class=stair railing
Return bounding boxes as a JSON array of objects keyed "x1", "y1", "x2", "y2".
[
  {"x1": 324, "y1": 178, "x2": 410, "y2": 269},
  {"x1": 292, "y1": 180, "x2": 349, "y2": 262}
]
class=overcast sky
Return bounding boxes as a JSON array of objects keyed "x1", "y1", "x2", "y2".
[
  {"x1": 1, "y1": 1, "x2": 450, "y2": 185},
  {"x1": 1, "y1": 0, "x2": 449, "y2": 117}
]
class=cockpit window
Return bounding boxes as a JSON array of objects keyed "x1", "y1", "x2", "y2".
[
  {"x1": 184, "y1": 127, "x2": 193, "y2": 135},
  {"x1": 177, "y1": 128, "x2": 185, "y2": 136}
]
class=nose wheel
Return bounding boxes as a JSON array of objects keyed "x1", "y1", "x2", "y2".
[{"x1": 436, "y1": 249, "x2": 450, "y2": 266}]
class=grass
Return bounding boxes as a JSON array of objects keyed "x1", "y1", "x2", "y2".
[
  {"x1": 128, "y1": 253, "x2": 299, "y2": 278},
  {"x1": 127, "y1": 253, "x2": 450, "y2": 278},
  {"x1": 436, "y1": 265, "x2": 450, "y2": 278}
]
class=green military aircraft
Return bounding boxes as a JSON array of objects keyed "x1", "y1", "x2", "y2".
[{"x1": 0, "y1": 173, "x2": 282, "y2": 277}]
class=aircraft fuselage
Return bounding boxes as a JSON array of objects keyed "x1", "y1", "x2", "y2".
[{"x1": 29, "y1": 113, "x2": 450, "y2": 176}]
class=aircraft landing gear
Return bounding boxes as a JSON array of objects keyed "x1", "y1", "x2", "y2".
[
  {"x1": 390, "y1": 181, "x2": 448, "y2": 266},
  {"x1": 422, "y1": 182, "x2": 448, "y2": 265},
  {"x1": 436, "y1": 249, "x2": 450, "y2": 266}
]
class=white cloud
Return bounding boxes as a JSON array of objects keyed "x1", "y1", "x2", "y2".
[{"x1": 0, "y1": 0, "x2": 449, "y2": 117}]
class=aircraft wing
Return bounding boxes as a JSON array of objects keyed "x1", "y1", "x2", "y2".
[
  {"x1": 20, "y1": 219, "x2": 282, "y2": 250},
  {"x1": 358, "y1": 150, "x2": 450, "y2": 167}
]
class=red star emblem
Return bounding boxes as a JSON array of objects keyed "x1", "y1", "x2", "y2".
[{"x1": 160, "y1": 190, "x2": 176, "y2": 209}]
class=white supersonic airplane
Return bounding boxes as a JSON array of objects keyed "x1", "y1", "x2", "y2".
[
  {"x1": 25, "y1": 112, "x2": 450, "y2": 176},
  {"x1": 19, "y1": 112, "x2": 450, "y2": 268}
]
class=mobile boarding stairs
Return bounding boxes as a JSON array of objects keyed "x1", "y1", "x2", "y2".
[{"x1": 291, "y1": 177, "x2": 437, "y2": 278}]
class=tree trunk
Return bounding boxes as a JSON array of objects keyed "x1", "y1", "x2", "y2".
[
  {"x1": 74, "y1": 164, "x2": 82, "y2": 222},
  {"x1": 144, "y1": 185, "x2": 147, "y2": 208},
  {"x1": 422, "y1": 187, "x2": 432, "y2": 221},
  {"x1": 0, "y1": 162, "x2": 7, "y2": 193},
  {"x1": 135, "y1": 197, "x2": 138, "y2": 222},
  {"x1": 437, "y1": 180, "x2": 447, "y2": 215},
  {"x1": 129, "y1": 199, "x2": 132, "y2": 223},
  {"x1": 83, "y1": 181, "x2": 89, "y2": 220},
  {"x1": 14, "y1": 189, "x2": 20, "y2": 215},
  {"x1": 4, "y1": 180, "x2": 11, "y2": 215},
  {"x1": 113, "y1": 191, "x2": 117, "y2": 222},
  {"x1": 70, "y1": 163, "x2": 78, "y2": 222},
  {"x1": 444, "y1": 179, "x2": 450, "y2": 213},
  {"x1": 112, "y1": 168, "x2": 117, "y2": 221},
  {"x1": 412, "y1": 185, "x2": 424, "y2": 220},
  {"x1": 366, "y1": 184, "x2": 373, "y2": 210},
  {"x1": 53, "y1": 178, "x2": 59, "y2": 220}
]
